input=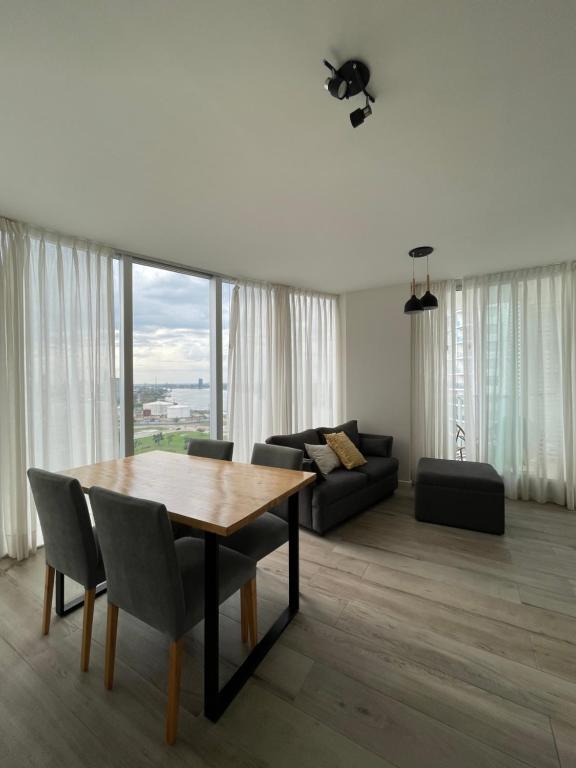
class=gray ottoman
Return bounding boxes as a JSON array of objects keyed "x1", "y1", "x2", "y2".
[{"x1": 415, "y1": 458, "x2": 505, "y2": 535}]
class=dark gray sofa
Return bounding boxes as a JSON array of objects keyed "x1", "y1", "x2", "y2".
[{"x1": 266, "y1": 420, "x2": 398, "y2": 535}]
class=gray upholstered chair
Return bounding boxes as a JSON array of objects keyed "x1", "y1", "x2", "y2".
[
  {"x1": 88, "y1": 486, "x2": 257, "y2": 744},
  {"x1": 187, "y1": 437, "x2": 234, "y2": 461},
  {"x1": 223, "y1": 443, "x2": 304, "y2": 561},
  {"x1": 172, "y1": 438, "x2": 235, "y2": 541},
  {"x1": 27, "y1": 468, "x2": 105, "y2": 672}
]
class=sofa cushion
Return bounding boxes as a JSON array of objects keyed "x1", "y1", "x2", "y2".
[
  {"x1": 267, "y1": 428, "x2": 320, "y2": 452},
  {"x1": 355, "y1": 457, "x2": 399, "y2": 484},
  {"x1": 359, "y1": 436, "x2": 393, "y2": 458},
  {"x1": 304, "y1": 443, "x2": 341, "y2": 476},
  {"x1": 416, "y1": 457, "x2": 503, "y2": 493},
  {"x1": 325, "y1": 432, "x2": 367, "y2": 470},
  {"x1": 318, "y1": 419, "x2": 360, "y2": 447},
  {"x1": 313, "y1": 468, "x2": 367, "y2": 508}
]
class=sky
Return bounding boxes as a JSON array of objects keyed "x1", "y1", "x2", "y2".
[{"x1": 119, "y1": 263, "x2": 231, "y2": 385}]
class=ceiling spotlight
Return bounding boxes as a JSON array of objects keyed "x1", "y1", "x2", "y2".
[
  {"x1": 323, "y1": 61, "x2": 348, "y2": 99},
  {"x1": 350, "y1": 97, "x2": 372, "y2": 128},
  {"x1": 322, "y1": 58, "x2": 375, "y2": 127}
]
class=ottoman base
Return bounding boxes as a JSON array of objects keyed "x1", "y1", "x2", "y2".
[{"x1": 415, "y1": 458, "x2": 505, "y2": 536}]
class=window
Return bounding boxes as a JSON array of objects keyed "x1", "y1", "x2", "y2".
[
  {"x1": 131, "y1": 262, "x2": 212, "y2": 454},
  {"x1": 446, "y1": 288, "x2": 464, "y2": 452},
  {"x1": 222, "y1": 281, "x2": 233, "y2": 439}
]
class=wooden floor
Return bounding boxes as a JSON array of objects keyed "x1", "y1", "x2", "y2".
[{"x1": 2, "y1": 486, "x2": 576, "y2": 767}]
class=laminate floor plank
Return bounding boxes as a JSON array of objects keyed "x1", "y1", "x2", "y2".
[
  {"x1": 336, "y1": 525, "x2": 575, "y2": 595},
  {"x1": 552, "y1": 719, "x2": 576, "y2": 768},
  {"x1": 519, "y1": 584, "x2": 576, "y2": 619},
  {"x1": 355, "y1": 562, "x2": 576, "y2": 644}
]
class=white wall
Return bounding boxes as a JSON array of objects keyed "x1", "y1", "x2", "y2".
[{"x1": 343, "y1": 284, "x2": 411, "y2": 481}]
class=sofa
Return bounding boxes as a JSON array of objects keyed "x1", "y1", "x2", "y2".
[{"x1": 266, "y1": 420, "x2": 398, "y2": 535}]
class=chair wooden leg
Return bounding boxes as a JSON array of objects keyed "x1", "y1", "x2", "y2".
[
  {"x1": 104, "y1": 603, "x2": 119, "y2": 690},
  {"x1": 165, "y1": 639, "x2": 183, "y2": 745},
  {"x1": 42, "y1": 565, "x2": 55, "y2": 636},
  {"x1": 81, "y1": 588, "x2": 96, "y2": 672},
  {"x1": 241, "y1": 578, "x2": 257, "y2": 650}
]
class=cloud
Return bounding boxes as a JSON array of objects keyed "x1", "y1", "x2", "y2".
[
  {"x1": 116, "y1": 263, "x2": 232, "y2": 384},
  {"x1": 132, "y1": 265, "x2": 210, "y2": 332}
]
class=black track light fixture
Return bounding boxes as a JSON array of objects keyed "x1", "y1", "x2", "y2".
[{"x1": 323, "y1": 58, "x2": 375, "y2": 127}]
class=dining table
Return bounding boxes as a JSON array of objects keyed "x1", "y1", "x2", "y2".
[{"x1": 60, "y1": 449, "x2": 316, "y2": 721}]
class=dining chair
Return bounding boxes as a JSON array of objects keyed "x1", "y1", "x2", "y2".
[
  {"x1": 27, "y1": 468, "x2": 105, "y2": 672},
  {"x1": 222, "y1": 443, "x2": 304, "y2": 561},
  {"x1": 187, "y1": 437, "x2": 234, "y2": 461},
  {"x1": 88, "y1": 486, "x2": 257, "y2": 744},
  {"x1": 172, "y1": 438, "x2": 235, "y2": 541}
]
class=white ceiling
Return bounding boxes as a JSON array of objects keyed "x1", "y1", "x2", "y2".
[{"x1": 1, "y1": 0, "x2": 575, "y2": 293}]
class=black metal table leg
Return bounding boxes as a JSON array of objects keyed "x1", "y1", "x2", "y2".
[
  {"x1": 203, "y1": 531, "x2": 220, "y2": 720},
  {"x1": 203, "y1": 490, "x2": 300, "y2": 722},
  {"x1": 54, "y1": 571, "x2": 107, "y2": 617},
  {"x1": 288, "y1": 492, "x2": 299, "y2": 612}
]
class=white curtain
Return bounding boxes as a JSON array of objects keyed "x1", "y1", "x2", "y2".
[
  {"x1": 0, "y1": 220, "x2": 29, "y2": 559},
  {"x1": 0, "y1": 218, "x2": 118, "y2": 560},
  {"x1": 463, "y1": 262, "x2": 576, "y2": 509},
  {"x1": 410, "y1": 281, "x2": 460, "y2": 477},
  {"x1": 228, "y1": 281, "x2": 341, "y2": 462}
]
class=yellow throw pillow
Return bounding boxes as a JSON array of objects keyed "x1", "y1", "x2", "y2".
[{"x1": 325, "y1": 431, "x2": 367, "y2": 470}]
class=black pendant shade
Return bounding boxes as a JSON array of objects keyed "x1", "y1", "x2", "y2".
[
  {"x1": 404, "y1": 246, "x2": 438, "y2": 314},
  {"x1": 420, "y1": 290, "x2": 438, "y2": 310},
  {"x1": 404, "y1": 294, "x2": 424, "y2": 314}
]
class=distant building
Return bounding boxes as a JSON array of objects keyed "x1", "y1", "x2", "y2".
[
  {"x1": 143, "y1": 401, "x2": 169, "y2": 417},
  {"x1": 167, "y1": 404, "x2": 191, "y2": 419},
  {"x1": 198, "y1": 377, "x2": 204, "y2": 388}
]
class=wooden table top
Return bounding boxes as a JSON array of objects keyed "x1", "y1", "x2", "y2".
[{"x1": 61, "y1": 450, "x2": 316, "y2": 536}]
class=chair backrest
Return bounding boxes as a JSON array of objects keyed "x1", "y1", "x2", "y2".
[
  {"x1": 251, "y1": 443, "x2": 304, "y2": 520},
  {"x1": 89, "y1": 487, "x2": 186, "y2": 639},
  {"x1": 27, "y1": 468, "x2": 100, "y2": 588},
  {"x1": 187, "y1": 438, "x2": 234, "y2": 461}
]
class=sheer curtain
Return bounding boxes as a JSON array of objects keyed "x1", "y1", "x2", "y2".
[
  {"x1": 289, "y1": 289, "x2": 341, "y2": 431},
  {"x1": 463, "y1": 262, "x2": 576, "y2": 509},
  {"x1": 0, "y1": 219, "x2": 28, "y2": 559},
  {"x1": 228, "y1": 281, "x2": 341, "y2": 462},
  {"x1": 410, "y1": 281, "x2": 459, "y2": 477},
  {"x1": 0, "y1": 218, "x2": 118, "y2": 559}
]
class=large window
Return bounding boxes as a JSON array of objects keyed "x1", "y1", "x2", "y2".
[{"x1": 113, "y1": 257, "x2": 230, "y2": 456}]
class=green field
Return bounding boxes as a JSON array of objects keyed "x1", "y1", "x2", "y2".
[{"x1": 134, "y1": 430, "x2": 208, "y2": 455}]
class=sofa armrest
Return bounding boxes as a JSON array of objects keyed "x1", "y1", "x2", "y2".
[{"x1": 359, "y1": 433, "x2": 393, "y2": 458}]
